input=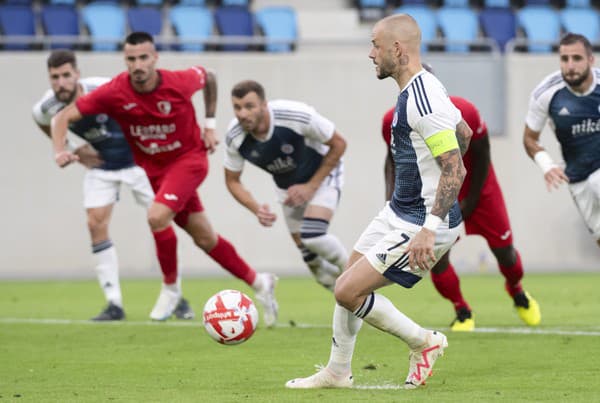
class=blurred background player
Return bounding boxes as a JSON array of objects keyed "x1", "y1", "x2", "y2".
[
  {"x1": 382, "y1": 64, "x2": 541, "y2": 330},
  {"x1": 523, "y1": 33, "x2": 600, "y2": 248},
  {"x1": 50, "y1": 32, "x2": 278, "y2": 325},
  {"x1": 32, "y1": 49, "x2": 169, "y2": 321},
  {"x1": 225, "y1": 80, "x2": 347, "y2": 291}
]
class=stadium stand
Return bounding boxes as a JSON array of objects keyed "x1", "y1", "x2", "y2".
[
  {"x1": 41, "y1": 4, "x2": 80, "y2": 49},
  {"x1": 560, "y1": 8, "x2": 600, "y2": 44},
  {"x1": 127, "y1": 6, "x2": 164, "y2": 46},
  {"x1": 214, "y1": 5, "x2": 255, "y2": 51},
  {"x1": 480, "y1": 7, "x2": 517, "y2": 51},
  {"x1": 169, "y1": 4, "x2": 213, "y2": 51},
  {"x1": 391, "y1": 5, "x2": 439, "y2": 51},
  {"x1": 436, "y1": 6, "x2": 481, "y2": 53},
  {"x1": 517, "y1": 5, "x2": 561, "y2": 52},
  {"x1": 255, "y1": 6, "x2": 298, "y2": 52},
  {"x1": 0, "y1": 4, "x2": 36, "y2": 50},
  {"x1": 81, "y1": 1, "x2": 126, "y2": 51}
]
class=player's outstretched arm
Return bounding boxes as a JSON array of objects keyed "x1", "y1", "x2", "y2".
[
  {"x1": 523, "y1": 124, "x2": 568, "y2": 191},
  {"x1": 284, "y1": 130, "x2": 346, "y2": 207},
  {"x1": 455, "y1": 119, "x2": 472, "y2": 157},
  {"x1": 201, "y1": 69, "x2": 219, "y2": 153},
  {"x1": 225, "y1": 168, "x2": 276, "y2": 227},
  {"x1": 50, "y1": 103, "x2": 83, "y2": 168}
]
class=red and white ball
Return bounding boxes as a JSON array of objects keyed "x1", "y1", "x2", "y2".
[{"x1": 202, "y1": 289, "x2": 258, "y2": 345}]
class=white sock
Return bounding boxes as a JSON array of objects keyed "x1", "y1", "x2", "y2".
[
  {"x1": 92, "y1": 242, "x2": 122, "y2": 307},
  {"x1": 359, "y1": 293, "x2": 428, "y2": 350},
  {"x1": 164, "y1": 277, "x2": 182, "y2": 295},
  {"x1": 327, "y1": 304, "x2": 363, "y2": 376},
  {"x1": 301, "y1": 248, "x2": 340, "y2": 291},
  {"x1": 302, "y1": 233, "x2": 349, "y2": 272}
]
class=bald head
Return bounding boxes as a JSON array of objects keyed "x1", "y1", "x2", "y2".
[{"x1": 376, "y1": 14, "x2": 421, "y2": 52}]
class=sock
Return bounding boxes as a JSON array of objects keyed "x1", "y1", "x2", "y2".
[
  {"x1": 430, "y1": 264, "x2": 471, "y2": 312},
  {"x1": 299, "y1": 245, "x2": 340, "y2": 290},
  {"x1": 327, "y1": 304, "x2": 363, "y2": 376},
  {"x1": 500, "y1": 250, "x2": 524, "y2": 297},
  {"x1": 92, "y1": 240, "x2": 122, "y2": 307},
  {"x1": 208, "y1": 236, "x2": 256, "y2": 286},
  {"x1": 357, "y1": 293, "x2": 429, "y2": 350},
  {"x1": 301, "y1": 233, "x2": 348, "y2": 272},
  {"x1": 152, "y1": 226, "x2": 178, "y2": 285}
]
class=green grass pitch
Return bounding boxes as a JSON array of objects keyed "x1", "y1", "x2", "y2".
[{"x1": 1, "y1": 273, "x2": 599, "y2": 402}]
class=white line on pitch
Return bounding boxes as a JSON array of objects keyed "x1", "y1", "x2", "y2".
[{"x1": 0, "y1": 317, "x2": 599, "y2": 336}]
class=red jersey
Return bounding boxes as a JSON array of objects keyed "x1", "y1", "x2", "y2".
[
  {"x1": 382, "y1": 96, "x2": 499, "y2": 201},
  {"x1": 76, "y1": 67, "x2": 208, "y2": 173}
]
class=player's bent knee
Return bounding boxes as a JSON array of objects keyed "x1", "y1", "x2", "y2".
[
  {"x1": 147, "y1": 212, "x2": 171, "y2": 231},
  {"x1": 299, "y1": 217, "x2": 329, "y2": 241}
]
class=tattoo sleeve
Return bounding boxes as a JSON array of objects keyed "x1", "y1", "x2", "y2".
[
  {"x1": 431, "y1": 149, "x2": 466, "y2": 218},
  {"x1": 455, "y1": 119, "x2": 473, "y2": 157}
]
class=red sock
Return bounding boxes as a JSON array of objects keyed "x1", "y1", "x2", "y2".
[
  {"x1": 431, "y1": 263, "x2": 471, "y2": 312},
  {"x1": 500, "y1": 250, "x2": 524, "y2": 297},
  {"x1": 152, "y1": 226, "x2": 178, "y2": 284},
  {"x1": 208, "y1": 236, "x2": 256, "y2": 285}
]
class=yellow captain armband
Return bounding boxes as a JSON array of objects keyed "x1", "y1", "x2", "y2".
[{"x1": 425, "y1": 129, "x2": 459, "y2": 157}]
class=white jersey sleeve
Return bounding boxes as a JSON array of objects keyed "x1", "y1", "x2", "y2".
[
  {"x1": 525, "y1": 70, "x2": 565, "y2": 132},
  {"x1": 270, "y1": 99, "x2": 336, "y2": 143},
  {"x1": 32, "y1": 89, "x2": 63, "y2": 126},
  {"x1": 223, "y1": 118, "x2": 246, "y2": 172}
]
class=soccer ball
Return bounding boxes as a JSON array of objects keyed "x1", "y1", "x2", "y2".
[{"x1": 202, "y1": 289, "x2": 259, "y2": 345}]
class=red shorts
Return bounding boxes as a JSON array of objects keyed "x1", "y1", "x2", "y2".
[
  {"x1": 146, "y1": 151, "x2": 209, "y2": 228},
  {"x1": 463, "y1": 184, "x2": 513, "y2": 249}
]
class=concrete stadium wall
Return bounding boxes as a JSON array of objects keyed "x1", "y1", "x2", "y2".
[{"x1": 0, "y1": 50, "x2": 597, "y2": 280}]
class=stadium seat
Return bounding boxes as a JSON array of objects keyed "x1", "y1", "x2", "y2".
[
  {"x1": 221, "y1": 0, "x2": 250, "y2": 6},
  {"x1": 479, "y1": 7, "x2": 516, "y2": 51},
  {"x1": 81, "y1": 1, "x2": 126, "y2": 51},
  {"x1": 0, "y1": 5, "x2": 36, "y2": 50},
  {"x1": 483, "y1": 0, "x2": 511, "y2": 6},
  {"x1": 255, "y1": 6, "x2": 297, "y2": 52},
  {"x1": 392, "y1": 6, "x2": 438, "y2": 51},
  {"x1": 41, "y1": 4, "x2": 80, "y2": 49},
  {"x1": 128, "y1": 7, "x2": 163, "y2": 37},
  {"x1": 214, "y1": 6, "x2": 255, "y2": 51},
  {"x1": 437, "y1": 7, "x2": 479, "y2": 52},
  {"x1": 518, "y1": 6, "x2": 561, "y2": 53},
  {"x1": 564, "y1": 0, "x2": 591, "y2": 6},
  {"x1": 442, "y1": 0, "x2": 471, "y2": 7},
  {"x1": 169, "y1": 5, "x2": 213, "y2": 52},
  {"x1": 357, "y1": 0, "x2": 387, "y2": 21},
  {"x1": 135, "y1": 0, "x2": 163, "y2": 5},
  {"x1": 178, "y1": 0, "x2": 206, "y2": 5},
  {"x1": 48, "y1": 0, "x2": 77, "y2": 5},
  {"x1": 560, "y1": 9, "x2": 600, "y2": 43},
  {"x1": 3, "y1": 0, "x2": 33, "y2": 5}
]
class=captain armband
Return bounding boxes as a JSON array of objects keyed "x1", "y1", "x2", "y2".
[
  {"x1": 533, "y1": 151, "x2": 557, "y2": 174},
  {"x1": 425, "y1": 129, "x2": 459, "y2": 157}
]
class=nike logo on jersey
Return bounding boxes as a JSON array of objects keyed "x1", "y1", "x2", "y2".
[
  {"x1": 123, "y1": 103, "x2": 137, "y2": 110},
  {"x1": 558, "y1": 107, "x2": 570, "y2": 116},
  {"x1": 500, "y1": 230, "x2": 511, "y2": 241},
  {"x1": 164, "y1": 193, "x2": 178, "y2": 201}
]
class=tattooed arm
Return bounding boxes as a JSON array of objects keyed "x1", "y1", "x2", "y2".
[{"x1": 455, "y1": 119, "x2": 472, "y2": 157}]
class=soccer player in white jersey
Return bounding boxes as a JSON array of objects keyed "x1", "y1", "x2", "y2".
[
  {"x1": 33, "y1": 50, "x2": 193, "y2": 321},
  {"x1": 286, "y1": 14, "x2": 471, "y2": 390},
  {"x1": 524, "y1": 33, "x2": 600, "y2": 247},
  {"x1": 224, "y1": 80, "x2": 347, "y2": 291}
]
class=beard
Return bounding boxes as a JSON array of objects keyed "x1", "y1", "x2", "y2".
[
  {"x1": 563, "y1": 66, "x2": 590, "y2": 88},
  {"x1": 56, "y1": 88, "x2": 76, "y2": 104}
]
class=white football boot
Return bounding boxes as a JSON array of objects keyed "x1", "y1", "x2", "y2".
[
  {"x1": 286, "y1": 366, "x2": 353, "y2": 389},
  {"x1": 149, "y1": 284, "x2": 181, "y2": 321},
  {"x1": 253, "y1": 272, "x2": 279, "y2": 328},
  {"x1": 404, "y1": 330, "x2": 448, "y2": 389}
]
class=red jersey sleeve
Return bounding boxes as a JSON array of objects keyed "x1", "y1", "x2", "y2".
[
  {"x1": 172, "y1": 66, "x2": 207, "y2": 98},
  {"x1": 381, "y1": 107, "x2": 395, "y2": 146},
  {"x1": 450, "y1": 96, "x2": 487, "y2": 140},
  {"x1": 75, "y1": 79, "x2": 116, "y2": 115}
]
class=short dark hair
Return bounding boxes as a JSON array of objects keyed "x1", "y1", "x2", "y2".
[
  {"x1": 47, "y1": 49, "x2": 76, "y2": 70},
  {"x1": 559, "y1": 33, "x2": 593, "y2": 55},
  {"x1": 231, "y1": 80, "x2": 266, "y2": 100},
  {"x1": 125, "y1": 32, "x2": 154, "y2": 46}
]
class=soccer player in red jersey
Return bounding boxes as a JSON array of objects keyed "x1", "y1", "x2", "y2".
[
  {"x1": 382, "y1": 86, "x2": 541, "y2": 330},
  {"x1": 50, "y1": 32, "x2": 278, "y2": 325}
]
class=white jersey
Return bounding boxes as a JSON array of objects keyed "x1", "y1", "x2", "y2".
[
  {"x1": 224, "y1": 99, "x2": 343, "y2": 189},
  {"x1": 388, "y1": 70, "x2": 462, "y2": 228}
]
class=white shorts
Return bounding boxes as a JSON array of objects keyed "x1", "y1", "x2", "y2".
[
  {"x1": 276, "y1": 180, "x2": 342, "y2": 233},
  {"x1": 83, "y1": 166, "x2": 154, "y2": 209},
  {"x1": 569, "y1": 167, "x2": 600, "y2": 239},
  {"x1": 354, "y1": 203, "x2": 460, "y2": 288}
]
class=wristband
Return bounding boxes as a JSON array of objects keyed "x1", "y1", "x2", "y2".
[
  {"x1": 533, "y1": 151, "x2": 556, "y2": 174},
  {"x1": 205, "y1": 117, "x2": 216, "y2": 130},
  {"x1": 423, "y1": 214, "x2": 442, "y2": 231}
]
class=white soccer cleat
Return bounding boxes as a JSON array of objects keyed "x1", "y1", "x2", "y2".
[
  {"x1": 150, "y1": 285, "x2": 181, "y2": 321},
  {"x1": 253, "y1": 272, "x2": 279, "y2": 328},
  {"x1": 286, "y1": 367, "x2": 353, "y2": 389},
  {"x1": 404, "y1": 330, "x2": 448, "y2": 389}
]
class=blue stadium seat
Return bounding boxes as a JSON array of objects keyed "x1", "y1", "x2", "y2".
[
  {"x1": 358, "y1": 0, "x2": 386, "y2": 5},
  {"x1": 560, "y1": 9, "x2": 600, "y2": 42},
  {"x1": 81, "y1": 1, "x2": 126, "y2": 51},
  {"x1": 437, "y1": 7, "x2": 479, "y2": 52},
  {"x1": 0, "y1": 5, "x2": 36, "y2": 50},
  {"x1": 483, "y1": 0, "x2": 511, "y2": 6},
  {"x1": 255, "y1": 6, "x2": 297, "y2": 52},
  {"x1": 442, "y1": 0, "x2": 470, "y2": 7},
  {"x1": 518, "y1": 6, "x2": 561, "y2": 53},
  {"x1": 4, "y1": 0, "x2": 33, "y2": 5},
  {"x1": 564, "y1": 0, "x2": 591, "y2": 7},
  {"x1": 214, "y1": 6, "x2": 254, "y2": 51},
  {"x1": 169, "y1": 5, "x2": 213, "y2": 52},
  {"x1": 128, "y1": 7, "x2": 163, "y2": 45},
  {"x1": 41, "y1": 4, "x2": 80, "y2": 49},
  {"x1": 480, "y1": 7, "x2": 516, "y2": 51},
  {"x1": 135, "y1": 0, "x2": 163, "y2": 5},
  {"x1": 221, "y1": 0, "x2": 250, "y2": 6},
  {"x1": 392, "y1": 6, "x2": 438, "y2": 51},
  {"x1": 48, "y1": 0, "x2": 77, "y2": 5},
  {"x1": 178, "y1": 0, "x2": 206, "y2": 5},
  {"x1": 357, "y1": 0, "x2": 387, "y2": 20}
]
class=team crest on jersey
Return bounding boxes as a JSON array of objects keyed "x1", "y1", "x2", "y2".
[
  {"x1": 96, "y1": 114, "x2": 108, "y2": 124},
  {"x1": 157, "y1": 101, "x2": 171, "y2": 115},
  {"x1": 281, "y1": 144, "x2": 294, "y2": 154}
]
